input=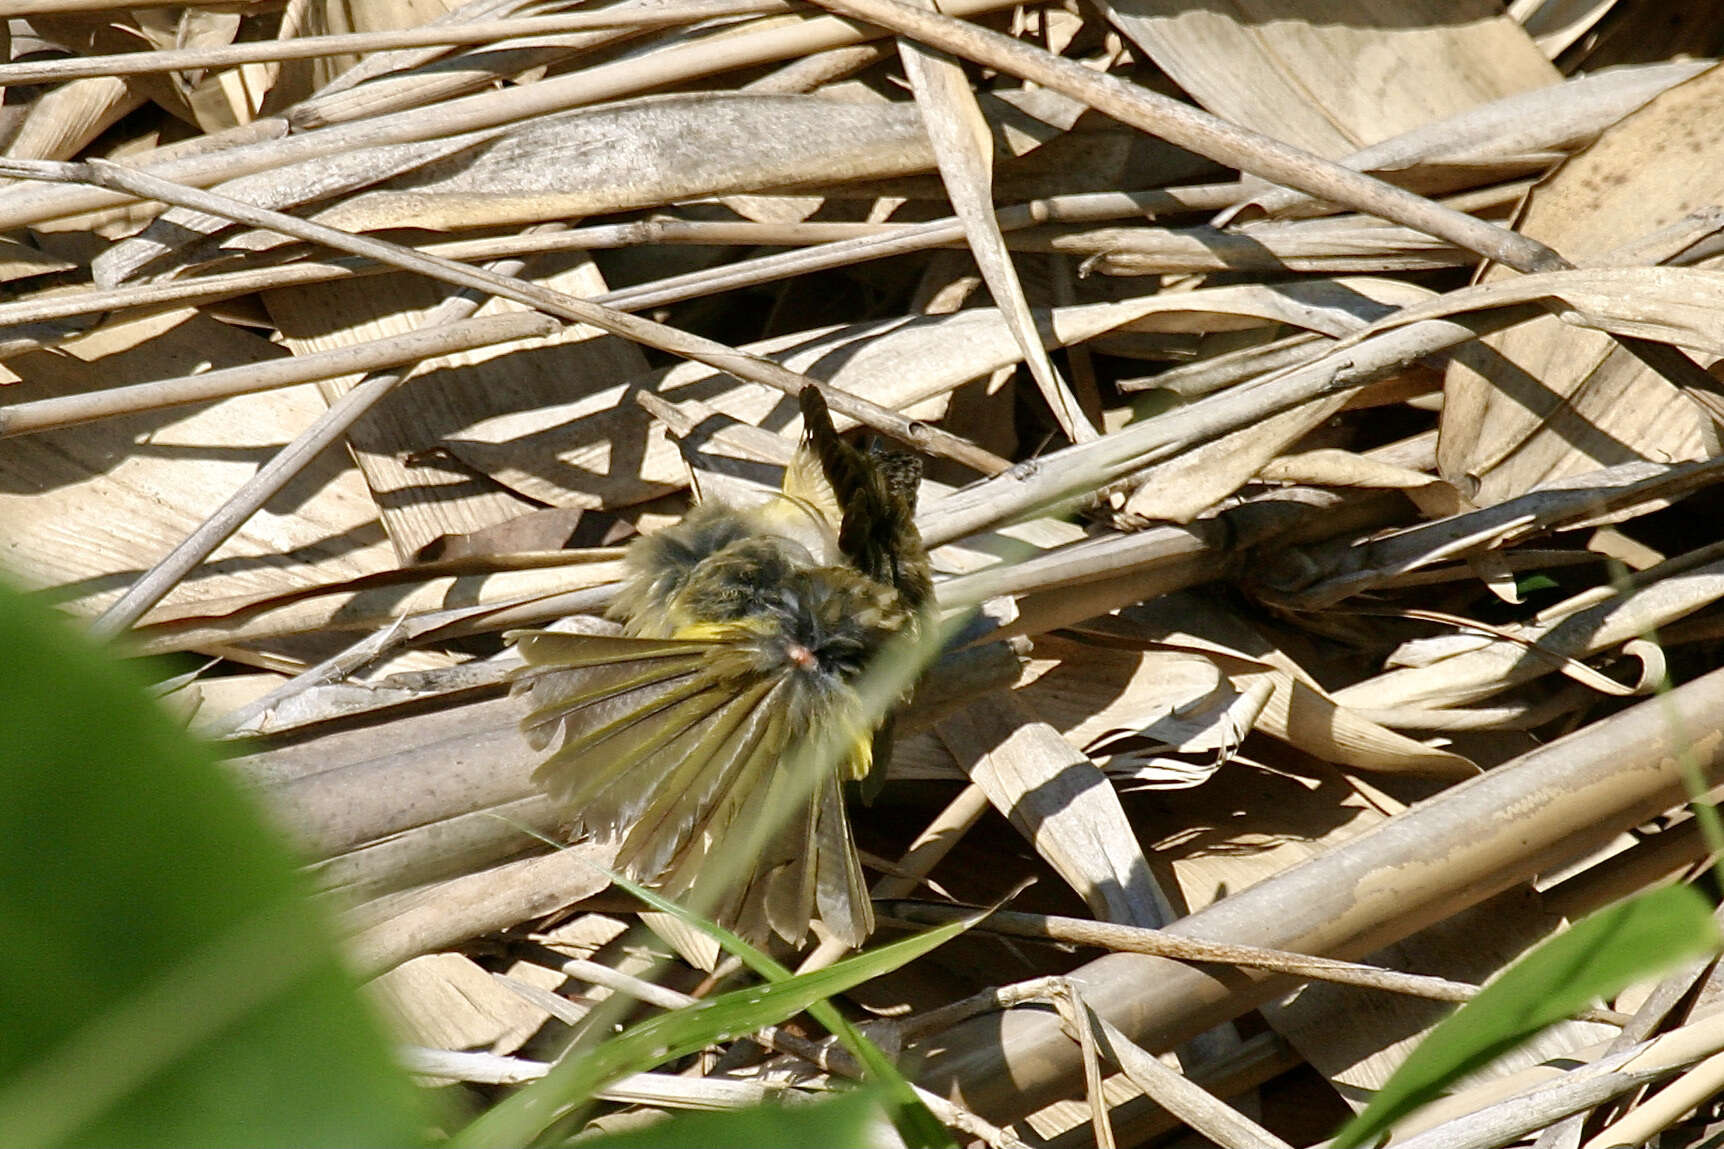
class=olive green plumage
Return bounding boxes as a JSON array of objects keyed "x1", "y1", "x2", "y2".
[{"x1": 510, "y1": 387, "x2": 930, "y2": 946}]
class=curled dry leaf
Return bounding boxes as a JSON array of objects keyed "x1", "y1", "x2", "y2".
[
  {"x1": 1332, "y1": 548, "x2": 1724, "y2": 715},
  {"x1": 1032, "y1": 643, "x2": 1269, "y2": 790},
  {"x1": 1031, "y1": 597, "x2": 1477, "y2": 779},
  {"x1": 1265, "y1": 455, "x2": 1724, "y2": 610}
]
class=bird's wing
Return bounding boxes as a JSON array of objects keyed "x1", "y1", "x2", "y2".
[
  {"x1": 796, "y1": 386, "x2": 932, "y2": 612},
  {"x1": 780, "y1": 429, "x2": 845, "y2": 530}
]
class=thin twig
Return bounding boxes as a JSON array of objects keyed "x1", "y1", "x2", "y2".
[
  {"x1": 1083, "y1": 1004, "x2": 1294, "y2": 1149},
  {"x1": 880, "y1": 902, "x2": 1630, "y2": 1025},
  {"x1": 0, "y1": 312, "x2": 556, "y2": 437},
  {"x1": 5, "y1": 157, "x2": 1007, "y2": 477},
  {"x1": 557, "y1": 952, "x2": 1023, "y2": 1147},
  {"x1": 993, "y1": 977, "x2": 1292, "y2": 1149},
  {"x1": 82, "y1": 242, "x2": 538, "y2": 639},
  {"x1": 0, "y1": 186, "x2": 1231, "y2": 340},
  {"x1": 1387, "y1": 1010, "x2": 1724, "y2": 1149},
  {"x1": 1581, "y1": 1047, "x2": 1724, "y2": 1148},
  {"x1": 0, "y1": 3, "x2": 796, "y2": 86},
  {"x1": 1048, "y1": 983, "x2": 1116, "y2": 1149},
  {"x1": 800, "y1": 0, "x2": 1724, "y2": 404},
  {"x1": 0, "y1": 0, "x2": 1028, "y2": 233},
  {"x1": 0, "y1": 157, "x2": 1006, "y2": 637},
  {"x1": 799, "y1": 0, "x2": 1565, "y2": 273},
  {"x1": 917, "y1": 308, "x2": 1533, "y2": 547}
]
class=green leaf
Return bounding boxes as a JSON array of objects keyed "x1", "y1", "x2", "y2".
[
  {"x1": 604, "y1": 869, "x2": 958, "y2": 1149},
  {"x1": 580, "y1": 1088, "x2": 885, "y2": 1148},
  {"x1": 1334, "y1": 884, "x2": 1722, "y2": 1148},
  {"x1": 0, "y1": 577, "x2": 429, "y2": 1147},
  {"x1": 455, "y1": 900, "x2": 974, "y2": 1148}
]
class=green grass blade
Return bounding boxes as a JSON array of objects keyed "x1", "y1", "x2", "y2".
[
  {"x1": 453, "y1": 901, "x2": 973, "y2": 1148},
  {"x1": 607, "y1": 869, "x2": 959, "y2": 1148},
  {"x1": 1334, "y1": 884, "x2": 1722, "y2": 1148}
]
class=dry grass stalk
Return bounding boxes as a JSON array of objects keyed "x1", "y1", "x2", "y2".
[{"x1": 0, "y1": 4, "x2": 797, "y2": 85}]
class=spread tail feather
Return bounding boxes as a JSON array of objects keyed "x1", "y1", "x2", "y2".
[{"x1": 509, "y1": 627, "x2": 871, "y2": 944}]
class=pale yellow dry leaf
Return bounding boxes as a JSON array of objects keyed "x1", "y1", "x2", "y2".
[
  {"x1": 265, "y1": 256, "x2": 647, "y2": 560},
  {"x1": 0, "y1": 309, "x2": 395, "y2": 619},
  {"x1": 1439, "y1": 63, "x2": 1724, "y2": 506},
  {"x1": 1095, "y1": 0, "x2": 1558, "y2": 158},
  {"x1": 3, "y1": 75, "x2": 144, "y2": 163},
  {"x1": 369, "y1": 952, "x2": 558, "y2": 1055},
  {"x1": 167, "y1": 8, "x2": 260, "y2": 132},
  {"x1": 1332, "y1": 551, "x2": 1724, "y2": 713},
  {"x1": 936, "y1": 692, "x2": 1178, "y2": 928},
  {"x1": 1137, "y1": 750, "x2": 1398, "y2": 918}
]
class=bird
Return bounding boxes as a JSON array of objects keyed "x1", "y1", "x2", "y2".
[{"x1": 508, "y1": 386, "x2": 932, "y2": 946}]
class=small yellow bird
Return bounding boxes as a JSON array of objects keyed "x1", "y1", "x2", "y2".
[{"x1": 509, "y1": 387, "x2": 932, "y2": 946}]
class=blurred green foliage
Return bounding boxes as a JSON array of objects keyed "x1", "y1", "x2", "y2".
[{"x1": 0, "y1": 576, "x2": 431, "y2": 1146}]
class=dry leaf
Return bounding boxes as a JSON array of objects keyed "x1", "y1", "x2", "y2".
[
  {"x1": 936, "y1": 691, "x2": 1179, "y2": 928},
  {"x1": 443, "y1": 297, "x2": 1190, "y2": 510},
  {"x1": 899, "y1": 17, "x2": 1095, "y2": 441},
  {"x1": 265, "y1": 255, "x2": 646, "y2": 560},
  {"x1": 1439, "y1": 62, "x2": 1724, "y2": 506},
  {"x1": 0, "y1": 309, "x2": 394, "y2": 619},
  {"x1": 1094, "y1": 0, "x2": 1557, "y2": 157}
]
